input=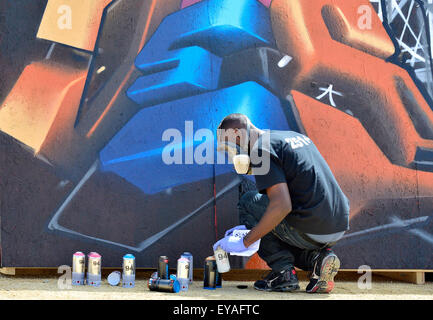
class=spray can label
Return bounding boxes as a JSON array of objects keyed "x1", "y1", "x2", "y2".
[
  {"x1": 123, "y1": 254, "x2": 135, "y2": 276},
  {"x1": 72, "y1": 252, "x2": 85, "y2": 274},
  {"x1": 87, "y1": 252, "x2": 101, "y2": 275},
  {"x1": 177, "y1": 257, "x2": 190, "y2": 279},
  {"x1": 214, "y1": 246, "x2": 231, "y2": 273},
  {"x1": 181, "y1": 252, "x2": 193, "y2": 282}
]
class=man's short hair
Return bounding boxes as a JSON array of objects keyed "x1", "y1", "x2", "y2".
[{"x1": 217, "y1": 113, "x2": 249, "y2": 131}]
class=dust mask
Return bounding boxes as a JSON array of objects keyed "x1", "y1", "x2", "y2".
[{"x1": 217, "y1": 122, "x2": 252, "y2": 175}]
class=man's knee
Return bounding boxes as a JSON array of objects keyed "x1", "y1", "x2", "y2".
[
  {"x1": 238, "y1": 191, "x2": 259, "y2": 210},
  {"x1": 238, "y1": 191, "x2": 267, "y2": 228}
]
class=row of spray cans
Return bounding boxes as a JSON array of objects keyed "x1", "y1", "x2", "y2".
[
  {"x1": 148, "y1": 252, "x2": 193, "y2": 293},
  {"x1": 147, "y1": 247, "x2": 231, "y2": 293},
  {"x1": 72, "y1": 252, "x2": 101, "y2": 286},
  {"x1": 72, "y1": 251, "x2": 136, "y2": 288},
  {"x1": 73, "y1": 247, "x2": 231, "y2": 292}
]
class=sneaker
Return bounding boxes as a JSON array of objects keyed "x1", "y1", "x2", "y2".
[
  {"x1": 254, "y1": 266, "x2": 300, "y2": 292},
  {"x1": 306, "y1": 248, "x2": 340, "y2": 293}
]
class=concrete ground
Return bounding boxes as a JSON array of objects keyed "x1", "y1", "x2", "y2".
[{"x1": 0, "y1": 275, "x2": 432, "y2": 300}]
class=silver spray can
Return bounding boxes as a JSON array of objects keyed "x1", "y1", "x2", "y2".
[
  {"x1": 214, "y1": 246, "x2": 231, "y2": 273},
  {"x1": 87, "y1": 252, "x2": 101, "y2": 286},
  {"x1": 203, "y1": 256, "x2": 218, "y2": 290},
  {"x1": 158, "y1": 256, "x2": 169, "y2": 279},
  {"x1": 72, "y1": 251, "x2": 85, "y2": 285},
  {"x1": 181, "y1": 252, "x2": 193, "y2": 283},
  {"x1": 176, "y1": 257, "x2": 190, "y2": 291},
  {"x1": 122, "y1": 254, "x2": 135, "y2": 288}
]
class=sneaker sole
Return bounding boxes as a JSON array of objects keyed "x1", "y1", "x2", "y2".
[
  {"x1": 308, "y1": 254, "x2": 340, "y2": 294},
  {"x1": 254, "y1": 283, "x2": 300, "y2": 292}
]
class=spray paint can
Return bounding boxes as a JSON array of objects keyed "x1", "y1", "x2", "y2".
[
  {"x1": 176, "y1": 257, "x2": 190, "y2": 291},
  {"x1": 181, "y1": 252, "x2": 193, "y2": 283},
  {"x1": 122, "y1": 254, "x2": 135, "y2": 288},
  {"x1": 214, "y1": 246, "x2": 231, "y2": 273},
  {"x1": 158, "y1": 256, "x2": 169, "y2": 280},
  {"x1": 107, "y1": 271, "x2": 121, "y2": 286},
  {"x1": 72, "y1": 251, "x2": 85, "y2": 285},
  {"x1": 148, "y1": 276, "x2": 180, "y2": 293},
  {"x1": 203, "y1": 256, "x2": 218, "y2": 290},
  {"x1": 87, "y1": 252, "x2": 101, "y2": 287}
]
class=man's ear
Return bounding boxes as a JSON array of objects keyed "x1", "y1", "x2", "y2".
[{"x1": 234, "y1": 129, "x2": 241, "y2": 144}]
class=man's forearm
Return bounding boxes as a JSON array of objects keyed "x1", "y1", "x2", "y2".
[{"x1": 243, "y1": 201, "x2": 289, "y2": 247}]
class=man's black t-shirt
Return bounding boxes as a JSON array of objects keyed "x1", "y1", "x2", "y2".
[{"x1": 250, "y1": 130, "x2": 350, "y2": 235}]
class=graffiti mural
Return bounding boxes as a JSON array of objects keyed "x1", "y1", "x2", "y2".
[{"x1": 0, "y1": 0, "x2": 432, "y2": 269}]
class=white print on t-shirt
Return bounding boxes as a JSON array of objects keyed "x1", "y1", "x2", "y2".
[{"x1": 285, "y1": 135, "x2": 312, "y2": 150}]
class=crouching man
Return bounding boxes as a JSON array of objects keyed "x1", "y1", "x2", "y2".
[{"x1": 213, "y1": 113, "x2": 350, "y2": 293}]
